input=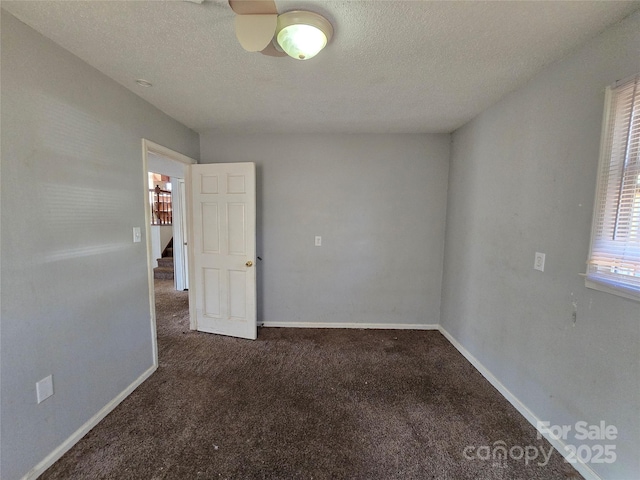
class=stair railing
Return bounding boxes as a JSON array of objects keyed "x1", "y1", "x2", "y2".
[{"x1": 150, "y1": 186, "x2": 172, "y2": 225}]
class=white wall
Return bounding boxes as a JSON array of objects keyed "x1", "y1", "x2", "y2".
[
  {"x1": 0, "y1": 12, "x2": 199, "y2": 480},
  {"x1": 159, "y1": 226, "x2": 173, "y2": 256},
  {"x1": 200, "y1": 133, "x2": 450, "y2": 328},
  {"x1": 148, "y1": 151, "x2": 187, "y2": 179},
  {"x1": 441, "y1": 11, "x2": 640, "y2": 479},
  {"x1": 150, "y1": 226, "x2": 173, "y2": 267}
]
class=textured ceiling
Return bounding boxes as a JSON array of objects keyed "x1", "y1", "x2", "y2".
[{"x1": 3, "y1": 0, "x2": 639, "y2": 134}]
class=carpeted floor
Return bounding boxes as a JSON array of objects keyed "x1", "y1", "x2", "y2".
[{"x1": 41, "y1": 279, "x2": 581, "y2": 479}]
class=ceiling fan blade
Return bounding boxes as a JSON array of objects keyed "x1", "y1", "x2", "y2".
[
  {"x1": 234, "y1": 14, "x2": 278, "y2": 52},
  {"x1": 260, "y1": 42, "x2": 288, "y2": 57},
  {"x1": 229, "y1": 0, "x2": 277, "y2": 15}
]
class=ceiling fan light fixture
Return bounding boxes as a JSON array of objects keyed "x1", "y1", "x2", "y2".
[{"x1": 276, "y1": 11, "x2": 333, "y2": 60}]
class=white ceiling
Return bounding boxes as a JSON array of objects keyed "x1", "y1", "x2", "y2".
[{"x1": 3, "y1": 0, "x2": 639, "y2": 134}]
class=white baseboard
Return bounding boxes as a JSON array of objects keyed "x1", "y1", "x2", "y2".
[
  {"x1": 437, "y1": 326, "x2": 601, "y2": 480},
  {"x1": 21, "y1": 324, "x2": 603, "y2": 480},
  {"x1": 21, "y1": 364, "x2": 157, "y2": 480},
  {"x1": 261, "y1": 321, "x2": 440, "y2": 330}
]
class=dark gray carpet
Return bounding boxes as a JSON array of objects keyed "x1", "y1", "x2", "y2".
[{"x1": 41, "y1": 280, "x2": 581, "y2": 479}]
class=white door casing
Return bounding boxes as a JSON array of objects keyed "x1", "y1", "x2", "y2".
[
  {"x1": 173, "y1": 178, "x2": 189, "y2": 291},
  {"x1": 188, "y1": 163, "x2": 257, "y2": 340}
]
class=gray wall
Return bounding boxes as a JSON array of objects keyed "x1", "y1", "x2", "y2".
[
  {"x1": 200, "y1": 133, "x2": 450, "y2": 327},
  {"x1": 0, "y1": 12, "x2": 199, "y2": 480},
  {"x1": 441, "y1": 11, "x2": 640, "y2": 480}
]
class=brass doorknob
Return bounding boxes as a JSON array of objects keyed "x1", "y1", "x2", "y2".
[{"x1": 246, "y1": 261, "x2": 253, "y2": 267}]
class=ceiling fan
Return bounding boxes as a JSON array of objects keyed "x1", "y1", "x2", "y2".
[{"x1": 228, "y1": 0, "x2": 333, "y2": 60}]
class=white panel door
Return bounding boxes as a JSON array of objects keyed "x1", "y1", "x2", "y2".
[{"x1": 189, "y1": 163, "x2": 256, "y2": 340}]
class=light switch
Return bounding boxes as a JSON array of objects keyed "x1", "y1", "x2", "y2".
[
  {"x1": 315, "y1": 236, "x2": 322, "y2": 247},
  {"x1": 534, "y1": 252, "x2": 546, "y2": 272},
  {"x1": 133, "y1": 227, "x2": 142, "y2": 243},
  {"x1": 36, "y1": 375, "x2": 54, "y2": 404}
]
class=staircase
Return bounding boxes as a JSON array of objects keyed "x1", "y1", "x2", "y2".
[{"x1": 154, "y1": 239, "x2": 174, "y2": 280}]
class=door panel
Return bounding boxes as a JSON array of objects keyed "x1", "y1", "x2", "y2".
[
  {"x1": 202, "y1": 203, "x2": 220, "y2": 253},
  {"x1": 229, "y1": 270, "x2": 247, "y2": 318},
  {"x1": 203, "y1": 268, "x2": 221, "y2": 316},
  {"x1": 189, "y1": 163, "x2": 256, "y2": 340},
  {"x1": 228, "y1": 204, "x2": 246, "y2": 254}
]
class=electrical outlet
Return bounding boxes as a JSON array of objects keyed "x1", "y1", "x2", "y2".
[
  {"x1": 534, "y1": 252, "x2": 546, "y2": 272},
  {"x1": 315, "y1": 236, "x2": 322, "y2": 247},
  {"x1": 36, "y1": 375, "x2": 54, "y2": 404}
]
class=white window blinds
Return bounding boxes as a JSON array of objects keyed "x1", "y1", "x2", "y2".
[{"x1": 587, "y1": 74, "x2": 640, "y2": 301}]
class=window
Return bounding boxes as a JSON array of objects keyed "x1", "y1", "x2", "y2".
[{"x1": 586, "y1": 74, "x2": 640, "y2": 301}]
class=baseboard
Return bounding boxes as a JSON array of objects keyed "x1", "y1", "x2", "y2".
[
  {"x1": 21, "y1": 364, "x2": 157, "y2": 480},
  {"x1": 437, "y1": 326, "x2": 601, "y2": 480},
  {"x1": 261, "y1": 321, "x2": 440, "y2": 330},
  {"x1": 19, "y1": 324, "x2": 603, "y2": 480}
]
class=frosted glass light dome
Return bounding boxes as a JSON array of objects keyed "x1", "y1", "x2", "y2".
[
  {"x1": 275, "y1": 11, "x2": 333, "y2": 61},
  {"x1": 277, "y1": 24, "x2": 326, "y2": 60}
]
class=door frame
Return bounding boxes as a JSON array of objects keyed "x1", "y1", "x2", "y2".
[
  {"x1": 141, "y1": 139, "x2": 196, "y2": 365},
  {"x1": 173, "y1": 178, "x2": 189, "y2": 291}
]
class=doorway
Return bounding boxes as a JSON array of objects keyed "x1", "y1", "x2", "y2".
[
  {"x1": 147, "y1": 168, "x2": 187, "y2": 290},
  {"x1": 142, "y1": 139, "x2": 196, "y2": 365}
]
